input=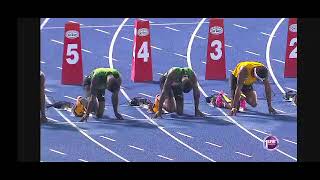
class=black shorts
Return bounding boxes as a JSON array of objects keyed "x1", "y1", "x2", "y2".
[
  {"x1": 83, "y1": 76, "x2": 105, "y2": 102},
  {"x1": 230, "y1": 74, "x2": 253, "y2": 96},
  {"x1": 160, "y1": 75, "x2": 183, "y2": 101}
]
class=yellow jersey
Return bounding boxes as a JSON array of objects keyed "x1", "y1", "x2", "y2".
[{"x1": 232, "y1": 61, "x2": 265, "y2": 85}]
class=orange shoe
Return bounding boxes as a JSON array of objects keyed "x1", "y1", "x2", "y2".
[{"x1": 152, "y1": 94, "x2": 160, "y2": 113}]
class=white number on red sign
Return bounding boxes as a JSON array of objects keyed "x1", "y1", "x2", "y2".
[
  {"x1": 210, "y1": 40, "x2": 222, "y2": 60},
  {"x1": 289, "y1": 37, "x2": 297, "y2": 59},
  {"x1": 137, "y1": 41, "x2": 149, "y2": 62},
  {"x1": 66, "y1": 44, "x2": 79, "y2": 64}
]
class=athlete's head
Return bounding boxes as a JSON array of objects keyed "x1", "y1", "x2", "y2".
[
  {"x1": 107, "y1": 75, "x2": 120, "y2": 93},
  {"x1": 182, "y1": 76, "x2": 193, "y2": 93},
  {"x1": 254, "y1": 66, "x2": 268, "y2": 81}
]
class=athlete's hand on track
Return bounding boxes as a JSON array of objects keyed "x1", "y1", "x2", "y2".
[
  {"x1": 115, "y1": 112, "x2": 124, "y2": 120},
  {"x1": 230, "y1": 108, "x2": 237, "y2": 116},
  {"x1": 268, "y1": 106, "x2": 277, "y2": 115},
  {"x1": 153, "y1": 111, "x2": 162, "y2": 119},
  {"x1": 80, "y1": 113, "x2": 89, "y2": 122},
  {"x1": 195, "y1": 109, "x2": 206, "y2": 118}
]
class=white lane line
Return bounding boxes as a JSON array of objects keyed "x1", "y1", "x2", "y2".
[
  {"x1": 109, "y1": 18, "x2": 215, "y2": 162},
  {"x1": 41, "y1": 61, "x2": 46, "y2": 64},
  {"x1": 194, "y1": 35, "x2": 206, "y2": 39},
  {"x1": 45, "y1": 95, "x2": 129, "y2": 162},
  {"x1": 157, "y1": 155, "x2": 174, "y2": 161},
  {"x1": 272, "y1": 58, "x2": 285, "y2": 63},
  {"x1": 103, "y1": 56, "x2": 118, "y2": 61},
  {"x1": 157, "y1": 72, "x2": 163, "y2": 76},
  {"x1": 42, "y1": 22, "x2": 211, "y2": 29},
  {"x1": 233, "y1": 24, "x2": 248, "y2": 29},
  {"x1": 205, "y1": 141, "x2": 222, "y2": 148},
  {"x1": 285, "y1": 87, "x2": 297, "y2": 92},
  {"x1": 202, "y1": 112, "x2": 211, "y2": 116},
  {"x1": 176, "y1": 132, "x2": 193, "y2": 138},
  {"x1": 121, "y1": 37, "x2": 133, "y2": 42},
  {"x1": 81, "y1": 48, "x2": 92, "y2": 53},
  {"x1": 228, "y1": 70, "x2": 233, "y2": 73},
  {"x1": 165, "y1": 26, "x2": 180, "y2": 31},
  {"x1": 252, "y1": 129, "x2": 271, "y2": 136},
  {"x1": 266, "y1": 18, "x2": 286, "y2": 94},
  {"x1": 151, "y1": 46, "x2": 162, "y2": 50},
  {"x1": 49, "y1": 149, "x2": 66, "y2": 155},
  {"x1": 139, "y1": 18, "x2": 154, "y2": 23},
  {"x1": 100, "y1": 136, "x2": 116, "y2": 142},
  {"x1": 45, "y1": 88, "x2": 53, "y2": 92},
  {"x1": 47, "y1": 117, "x2": 59, "y2": 122},
  {"x1": 121, "y1": 113, "x2": 135, "y2": 119},
  {"x1": 235, "y1": 151, "x2": 252, "y2": 158},
  {"x1": 245, "y1": 50, "x2": 260, "y2": 56},
  {"x1": 128, "y1": 145, "x2": 144, "y2": 151},
  {"x1": 202, "y1": 61, "x2": 206, "y2": 64},
  {"x1": 51, "y1": 39, "x2": 64, "y2": 44},
  {"x1": 225, "y1": 44, "x2": 232, "y2": 48},
  {"x1": 78, "y1": 158, "x2": 88, "y2": 162},
  {"x1": 174, "y1": 53, "x2": 187, "y2": 59},
  {"x1": 94, "y1": 28, "x2": 110, "y2": 34},
  {"x1": 261, "y1": 32, "x2": 276, "y2": 38},
  {"x1": 40, "y1": 18, "x2": 50, "y2": 30},
  {"x1": 64, "y1": 96, "x2": 77, "y2": 101},
  {"x1": 138, "y1": 93, "x2": 154, "y2": 98},
  {"x1": 274, "y1": 108, "x2": 286, "y2": 114},
  {"x1": 57, "y1": 67, "x2": 62, "y2": 70},
  {"x1": 187, "y1": 18, "x2": 297, "y2": 161},
  {"x1": 69, "y1": 20, "x2": 84, "y2": 25},
  {"x1": 282, "y1": 138, "x2": 297, "y2": 145}
]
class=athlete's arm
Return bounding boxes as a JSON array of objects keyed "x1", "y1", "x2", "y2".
[
  {"x1": 230, "y1": 68, "x2": 247, "y2": 115},
  {"x1": 191, "y1": 74, "x2": 205, "y2": 117},
  {"x1": 111, "y1": 89, "x2": 123, "y2": 120},
  {"x1": 263, "y1": 78, "x2": 277, "y2": 114},
  {"x1": 81, "y1": 80, "x2": 97, "y2": 122}
]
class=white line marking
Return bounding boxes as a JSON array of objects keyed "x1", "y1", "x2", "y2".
[
  {"x1": 121, "y1": 113, "x2": 135, "y2": 119},
  {"x1": 194, "y1": 35, "x2": 206, "y2": 39},
  {"x1": 282, "y1": 139, "x2": 297, "y2": 145},
  {"x1": 157, "y1": 155, "x2": 173, "y2": 161},
  {"x1": 103, "y1": 56, "x2": 118, "y2": 61},
  {"x1": 174, "y1": 53, "x2": 187, "y2": 59},
  {"x1": 245, "y1": 50, "x2": 260, "y2": 56},
  {"x1": 47, "y1": 117, "x2": 59, "y2": 122},
  {"x1": 51, "y1": 39, "x2": 64, "y2": 44},
  {"x1": 235, "y1": 151, "x2": 252, "y2": 158},
  {"x1": 81, "y1": 48, "x2": 92, "y2": 53},
  {"x1": 233, "y1": 24, "x2": 248, "y2": 29},
  {"x1": 225, "y1": 44, "x2": 232, "y2": 48},
  {"x1": 252, "y1": 129, "x2": 271, "y2": 136},
  {"x1": 45, "y1": 96, "x2": 129, "y2": 162},
  {"x1": 121, "y1": 37, "x2": 133, "y2": 42},
  {"x1": 68, "y1": 21, "x2": 84, "y2": 25},
  {"x1": 139, "y1": 18, "x2": 154, "y2": 23},
  {"x1": 57, "y1": 67, "x2": 62, "y2": 70},
  {"x1": 205, "y1": 141, "x2": 222, "y2": 148},
  {"x1": 151, "y1": 46, "x2": 162, "y2": 50},
  {"x1": 202, "y1": 61, "x2": 206, "y2": 64},
  {"x1": 45, "y1": 88, "x2": 53, "y2": 92},
  {"x1": 40, "y1": 18, "x2": 50, "y2": 30},
  {"x1": 228, "y1": 70, "x2": 233, "y2": 73},
  {"x1": 202, "y1": 112, "x2": 211, "y2": 116},
  {"x1": 64, "y1": 96, "x2": 77, "y2": 101},
  {"x1": 285, "y1": 87, "x2": 297, "y2": 92},
  {"x1": 78, "y1": 158, "x2": 88, "y2": 162},
  {"x1": 176, "y1": 132, "x2": 193, "y2": 138},
  {"x1": 94, "y1": 28, "x2": 110, "y2": 34},
  {"x1": 109, "y1": 18, "x2": 215, "y2": 162},
  {"x1": 272, "y1": 58, "x2": 285, "y2": 63},
  {"x1": 41, "y1": 61, "x2": 46, "y2": 64},
  {"x1": 138, "y1": 93, "x2": 154, "y2": 98},
  {"x1": 165, "y1": 26, "x2": 180, "y2": 31},
  {"x1": 128, "y1": 145, "x2": 144, "y2": 151},
  {"x1": 266, "y1": 18, "x2": 286, "y2": 94},
  {"x1": 157, "y1": 72, "x2": 163, "y2": 76},
  {"x1": 187, "y1": 18, "x2": 296, "y2": 161},
  {"x1": 100, "y1": 136, "x2": 116, "y2": 142},
  {"x1": 260, "y1": 32, "x2": 276, "y2": 38},
  {"x1": 274, "y1": 108, "x2": 286, "y2": 114},
  {"x1": 49, "y1": 149, "x2": 66, "y2": 155}
]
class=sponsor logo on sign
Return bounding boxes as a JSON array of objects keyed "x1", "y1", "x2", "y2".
[
  {"x1": 138, "y1": 28, "x2": 149, "y2": 36},
  {"x1": 289, "y1": 24, "x2": 297, "y2": 33},
  {"x1": 264, "y1": 135, "x2": 279, "y2": 151},
  {"x1": 210, "y1": 26, "x2": 223, "y2": 35},
  {"x1": 65, "y1": 30, "x2": 79, "y2": 39}
]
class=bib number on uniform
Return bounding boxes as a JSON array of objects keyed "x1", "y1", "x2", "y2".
[
  {"x1": 210, "y1": 40, "x2": 222, "y2": 61},
  {"x1": 66, "y1": 44, "x2": 79, "y2": 64}
]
